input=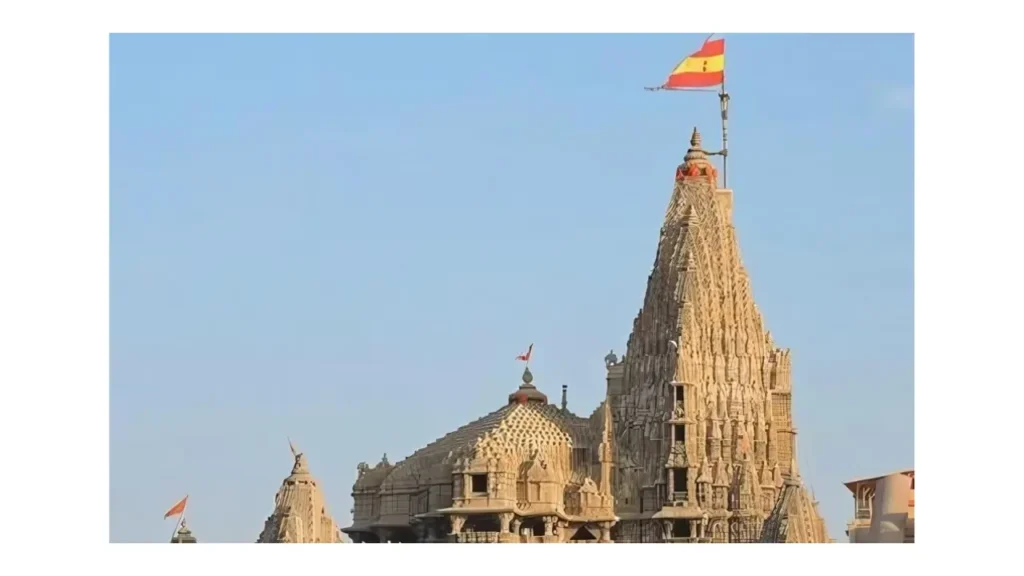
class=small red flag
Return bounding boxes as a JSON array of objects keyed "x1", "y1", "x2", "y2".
[
  {"x1": 515, "y1": 344, "x2": 533, "y2": 362},
  {"x1": 163, "y1": 495, "x2": 188, "y2": 519}
]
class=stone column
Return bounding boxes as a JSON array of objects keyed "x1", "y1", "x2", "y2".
[
  {"x1": 688, "y1": 466, "x2": 697, "y2": 504},
  {"x1": 599, "y1": 522, "x2": 613, "y2": 543},
  {"x1": 510, "y1": 517, "x2": 521, "y2": 536},
  {"x1": 498, "y1": 512, "x2": 513, "y2": 534},
  {"x1": 543, "y1": 516, "x2": 555, "y2": 538},
  {"x1": 448, "y1": 514, "x2": 466, "y2": 535}
]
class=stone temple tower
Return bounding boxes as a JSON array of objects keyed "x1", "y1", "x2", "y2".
[
  {"x1": 257, "y1": 445, "x2": 344, "y2": 543},
  {"x1": 606, "y1": 128, "x2": 827, "y2": 543}
]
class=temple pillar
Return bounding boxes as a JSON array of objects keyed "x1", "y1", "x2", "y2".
[
  {"x1": 498, "y1": 512, "x2": 513, "y2": 534},
  {"x1": 449, "y1": 514, "x2": 466, "y2": 535}
]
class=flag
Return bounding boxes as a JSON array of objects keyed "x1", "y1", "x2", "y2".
[
  {"x1": 663, "y1": 38, "x2": 725, "y2": 89},
  {"x1": 515, "y1": 344, "x2": 533, "y2": 362},
  {"x1": 163, "y1": 495, "x2": 188, "y2": 519}
]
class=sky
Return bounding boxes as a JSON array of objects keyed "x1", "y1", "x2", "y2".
[{"x1": 110, "y1": 33, "x2": 913, "y2": 543}]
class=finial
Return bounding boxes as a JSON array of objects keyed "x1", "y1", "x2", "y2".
[
  {"x1": 522, "y1": 366, "x2": 534, "y2": 385},
  {"x1": 561, "y1": 384, "x2": 568, "y2": 411},
  {"x1": 509, "y1": 366, "x2": 548, "y2": 405},
  {"x1": 690, "y1": 127, "x2": 702, "y2": 148}
]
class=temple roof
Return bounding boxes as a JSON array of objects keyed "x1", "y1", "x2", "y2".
[
  {"x1": 374, "y1": 370, "x2": 591, "y2": 488},
  {"x1": 842, "y1": 469, "x2": 914, "y2": 493},
  {"x1": 257, "y1": 445, "x2": 343, "y2": 543}
]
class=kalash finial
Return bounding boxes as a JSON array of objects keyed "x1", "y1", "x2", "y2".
[
  {"x1": 509, "y1": 365, "x2": 548, "y2": 405},
  {"x1": 677, "y1": 126, "x2": 717, "y2": 183}
]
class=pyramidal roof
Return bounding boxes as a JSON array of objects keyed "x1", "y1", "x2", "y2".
[
  {"x1": 257, "y1": 446, "x2": 343, "y2": 543},
  {"x1": 628, "y1": 127, "x2": 769, "y2": 369}
]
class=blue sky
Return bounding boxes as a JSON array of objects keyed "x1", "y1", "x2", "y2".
[{"x1": 110, "y1": 33, "x2": 913, "y2": 542}]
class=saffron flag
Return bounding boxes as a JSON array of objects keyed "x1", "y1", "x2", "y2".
[
  {"x1": 663, "y1": 38, "x2": 725, "y2": 89},
  {"x1": 163, "y1": 495, "x2": 188, "y2": 519},
  {"x1": 516, "y1": 344, "x2": 533, "y2": 362}
]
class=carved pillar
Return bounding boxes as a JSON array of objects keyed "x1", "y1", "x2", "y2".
[
  {"x1": 498, "y1": 512, "x2": 513, "y2": 534},
  {"x1": 510, "y1": 517, "x2": 521, "y2": 535},
  {"x1": 599, "y1": 521, "x2": 613, "y2": 543},
  {"x1": 448, "y1": 514, "x2": 466, "y2": 535},
  {"x1": 543, "y1": 516, "x2": 555, "y2": 538},
  {"x1": 661, "y1": 520, "x2": 673, "y2": 541},
  {"x1": 688, "y1": 466, "x2": 697, "y2": 504}
]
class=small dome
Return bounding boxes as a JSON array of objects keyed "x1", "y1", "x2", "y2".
[
  {"x1": 508, "y1": 367, "x2": 549, "y2": 405},
  {"x1": 675, "y1": 127, "x2": 718, "y2": 183}
]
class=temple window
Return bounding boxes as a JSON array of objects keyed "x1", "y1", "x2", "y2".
[
  {"x1": 671, "y1": 520, "x2": 691, "y2": 538},
  {"x1": 470, "y1": 473, "x2": 488, "y2": 494},
  {"x1": 856, "y1": 485, "x2": 873, "y2": 519},
  {"x1": 674, "y1": 424, "x2": 686, "y2": 443},
  {"x1": 672, "y1": 468, "x2": 687, "y2": 498},
  {"x1": 675, "y1": 386, "x2": 685, "y2": 404}
]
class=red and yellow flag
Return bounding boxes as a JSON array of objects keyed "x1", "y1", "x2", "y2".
[
  {"x1": 664, "y1": 38, "x2": 725, "y2": 89},
  {"x1": 515, "y1": 344, "x2": 533, "y2": 362},
  {"x1": 163, "y1": 495, "x2": 188, "y2": 519}
]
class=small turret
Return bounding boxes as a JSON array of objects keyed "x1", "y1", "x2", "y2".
[{"x1": 171, "y1": 519, "x2": 197, "y2": 543}]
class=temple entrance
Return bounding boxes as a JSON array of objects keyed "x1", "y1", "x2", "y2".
[{"x1": 671, "y1": 520, "x2": 691, "y2": 538}]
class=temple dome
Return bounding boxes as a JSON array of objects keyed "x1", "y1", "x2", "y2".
[{"x1": 508, "y1": 367, "x2": 549, "y2": 405}]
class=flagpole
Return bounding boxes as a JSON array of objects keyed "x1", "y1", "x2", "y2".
[
  {"x1": 169, "y1": 496, "x2": 187, "y2": 542},
  {"x1": 718, "y1": 76, "x2": 730, "y2": 188}
]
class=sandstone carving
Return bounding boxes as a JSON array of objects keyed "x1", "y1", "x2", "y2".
[
  {"x1": 341, "y1": 128, "x2": 829, "y2": 543},
  {"x1": 257, "y1": 443, "x2": 344, "y2": 543}
]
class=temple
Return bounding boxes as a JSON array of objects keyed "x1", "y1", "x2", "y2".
[
  {"x1": 345, "y1": 367, "x2": 616, "y2": 543},
  {"x1": 257, "y1": 445, "x2": 345, "y2": 543},
  {"x1": 342, "y1": 128, "x2": 830, "y2": 543}
]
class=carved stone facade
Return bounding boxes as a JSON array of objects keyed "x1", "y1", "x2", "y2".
[
  {"x1": 345, "y1": 367, "x2": 616, "y2": 543},
  {"x1": 257, "y1": 449, "x2": 344, "y2": 543},
  {"x1": 343, "y1": 128, "x2": 829, "y2": 543}
]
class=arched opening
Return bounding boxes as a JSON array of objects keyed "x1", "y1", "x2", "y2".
[{"x1": 570, "y1": 526, "x2": 597, "y2": 541}]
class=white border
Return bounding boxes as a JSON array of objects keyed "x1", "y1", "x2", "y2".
[{"x1": 2, "y1": 0, "x2": 1018, "y2": 573}]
